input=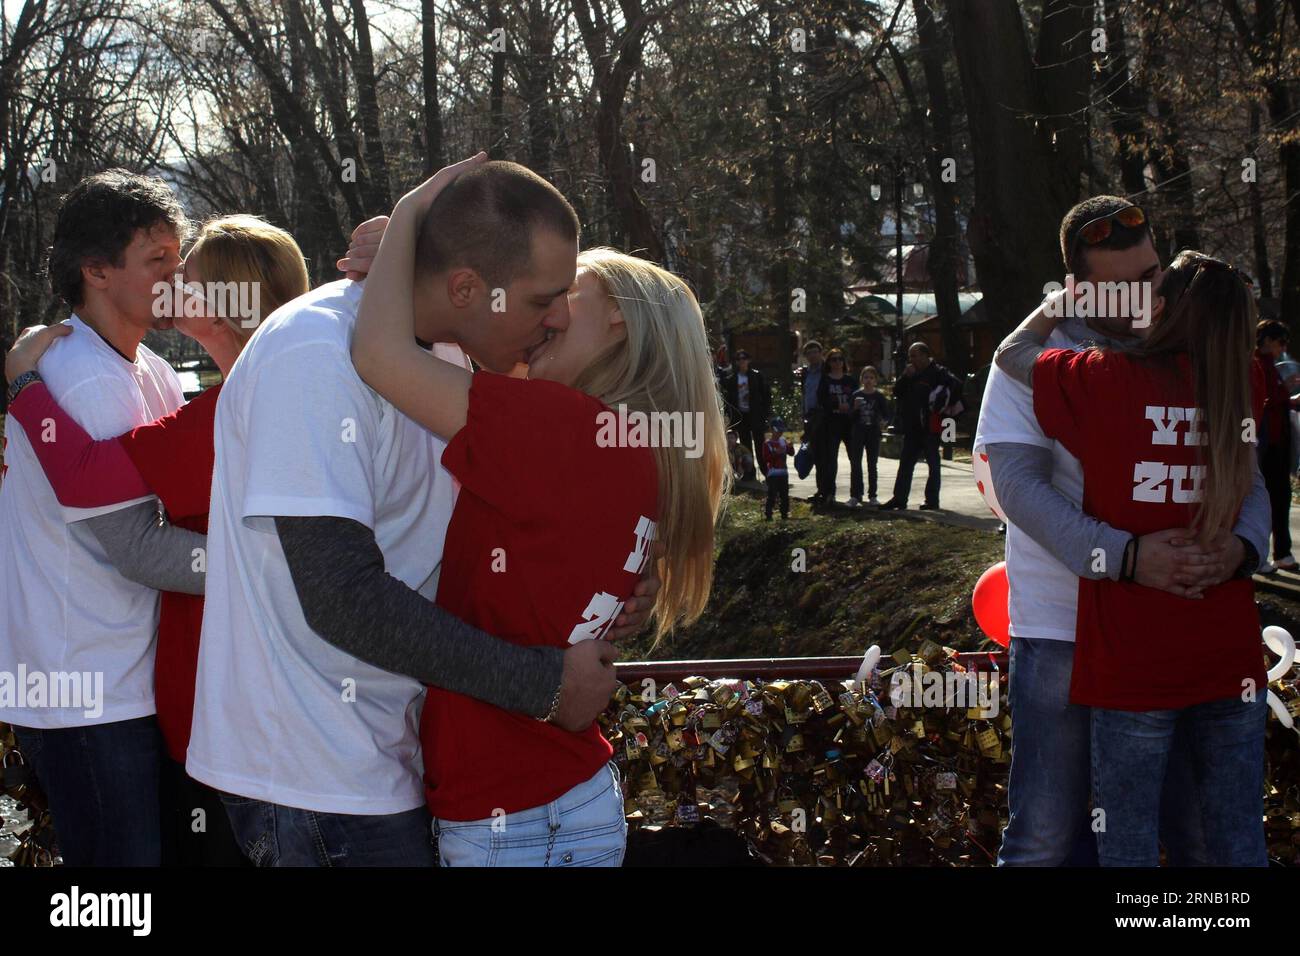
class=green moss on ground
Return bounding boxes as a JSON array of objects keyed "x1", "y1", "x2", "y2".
[{"x1": 628, "y1": 490, "x2": 1300, "y2": 664}]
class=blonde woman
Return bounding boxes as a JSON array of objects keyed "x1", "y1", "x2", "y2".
[
  {"x1": 352, "y1": 160, "x2": 728, "y2": 866},
  {"x1": 4, "y1": 214, "x2": 334, "y2": 864}
]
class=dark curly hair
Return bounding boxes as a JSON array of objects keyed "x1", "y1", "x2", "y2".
[{"x1": 46, "y1": 169, "x2": 190, "y2": 308}]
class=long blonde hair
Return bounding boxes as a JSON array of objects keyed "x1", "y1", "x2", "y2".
[
  {"x1": 569, "y1": 248, "x2": 730, "y2": 644},
  {"x1": 1133, "y1": 250, "x2": 1257, "y2": 542},
  {"x1": 186, "y1": 214, "x2": 310, "y2": 342}
]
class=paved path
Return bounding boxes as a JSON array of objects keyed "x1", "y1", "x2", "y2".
[{"x1": 742, "y1": 442, "x2": 1300, "y2": 548}]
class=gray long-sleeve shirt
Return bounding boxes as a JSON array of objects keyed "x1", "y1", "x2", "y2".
[
  {"x1": 79, "y1": 500, "x2": 206, "y2": 595},
  {"x1": 274, "y1": 515, "x2": 563, "y2": 718}
]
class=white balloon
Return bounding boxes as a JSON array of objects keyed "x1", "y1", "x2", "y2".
[
  {"x1": 1261, "y1": 626, "x2": 1297, "y2": 730},
  {"x1": 855, "y1": 644, "x2": 881, "y2": 688},
  {"x1": 1263, "y1": 625, "x2": 1295, "y2": 684},
  {"x1": 971, "y1": 446, "x2": 1007, "y2": 521}
]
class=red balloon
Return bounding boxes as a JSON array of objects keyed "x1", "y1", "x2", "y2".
[{"x1": 972, "y1": 562, "x2": 1011, "y2": 648}]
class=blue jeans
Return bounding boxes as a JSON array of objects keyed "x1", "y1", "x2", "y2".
[
  {"x1": 220, "y1": 794, "x2": 436, "y2": 867},
  {"x1": 11, "y1": 716, "x2": 162, "y2": 866},
  {"x1": 1092, "y1": 694, "x2": 1268, "y2": 867},
  {"x1": 998, "y1": 637, "x2": 1212, "y2": 866},
  {"x1": 891, "y1": 431, "x2": 941, "y2": 506},
  {"x1": 435, "y1": 762, "x2": 626, "y2": 867}
]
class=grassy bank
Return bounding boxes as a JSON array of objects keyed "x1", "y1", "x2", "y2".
[
  {"x1": 628, "y1": 489, "x2": 1300, "y2": 663},
  {"x1": 624, "y1": 492, "x2": 1007, "y2": 662}
]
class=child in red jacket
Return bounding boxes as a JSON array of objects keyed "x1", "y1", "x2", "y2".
[{"x1": 761, "y1": 417, "x2": 795, "y2": 519}]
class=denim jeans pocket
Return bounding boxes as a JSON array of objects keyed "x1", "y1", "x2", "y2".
[
  {"x1": 220, "y1": 794, "x2": 276, "y2": 866},
  {"x1": 10, "y1": 725, "x2": 44, "y2": 763},
  {"x1": 437, "y1": 764, "x2": 627, "y2": 867}
]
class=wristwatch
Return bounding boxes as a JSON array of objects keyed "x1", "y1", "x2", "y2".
[{"x1": 5, "y1": 370, "x2": 41, "y2": 405}]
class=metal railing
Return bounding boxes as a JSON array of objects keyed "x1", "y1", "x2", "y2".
[{"x1": 615, "y1": 651, "x2": 1007, "y2": 682}]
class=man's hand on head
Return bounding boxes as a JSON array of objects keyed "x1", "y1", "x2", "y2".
[
  {"x1": 336, "y1": 216, "x2": 390, "y2": 280},
  {"x1": 551, "y1": 638, "x2": 619, "y2": 732},
  {"x1": 1133, "y1": 527, "x2": 1241, "y2": 598},
  {"x1": 606, "y1": 541, "x2": 665, "y2": 642}
]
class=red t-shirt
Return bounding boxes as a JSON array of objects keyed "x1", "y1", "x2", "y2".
[
  {"x1": 1252, "y1": 350, "x2": 1289, "y2": 446},
  {"x1": 1033, "y1": 349, "x2": 1265, "y2": 710},
  {"x1": 423, "y1": 373, "x2": 658, "y2": 820},
  {"x1": 118, "y1": 384, "x2": 222, "y2": 763}
]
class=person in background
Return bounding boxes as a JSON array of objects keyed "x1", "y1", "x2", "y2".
[
  {"x1": 880, "y1": 341, "x2": 962, "y2": 511},
  {"x1": 797, "y1": 340, "x2": 826, "y2": 500},
  {"x1": 848, "y1": 366, "x2": 890, "y2": 507},
  {"x1": 0, "y1": 170, "x2": 194, "y2": 866},
  {"x1": 760, "y1": 417, "x2": 795, "y2": 520},
  {"x1": 727, "y1": 429, "x2": 753, "y2": 481},
  {"x1": 815, "y1": 348, "x2": 856, "y2": 504},
  {"x1": 713, "y1": 342, "x2": 730, "y2": 392},
  {"x1": 1253, "y1": 319, "x2": 1297, "y2": 572},
  {"x1": 722, "y1": 349, "x2": 770, "y2": 481},
  {"x1": 4, "y1": 215, "x2": 315, "y2": 866}
]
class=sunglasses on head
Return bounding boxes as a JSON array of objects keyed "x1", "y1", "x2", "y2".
[{"x1": 1069, "y1": 205, "x2": 1147, "y2": 269}]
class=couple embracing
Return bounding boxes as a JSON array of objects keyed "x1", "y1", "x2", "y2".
[
  {"x1": 3, "y1": 153, "x2": 728, "y2": 867},
  {"x1": 980, "y1": 196, "x2": 1271, "y2": 867}
]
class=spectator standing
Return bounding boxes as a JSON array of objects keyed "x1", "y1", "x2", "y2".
[
  {"x1": 1253, "y1": 319, "x2": 1297, "y2": 571},
  {"x1": 816, "y1": 348, "x2": 856, "y2": 502},
  {"x1": 797, "y1": 341, "x2": 826, "y2": 499},
  {"x1": 881, "y1": 342, "x2": 963, "y2": 511},
  {"x1": 760, "y1": 417, "x2": 795, "y2": 520},
  {"x1": 722, "y1": 350, "x2": 770, "y2": 480},
  {"x1": 848, "y1": 366, "x2": 890, "y2": 506}
]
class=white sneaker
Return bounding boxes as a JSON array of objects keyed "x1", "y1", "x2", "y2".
[
  {"x1": 847, "y1": 497, "x2": 861, "y2": 507},
  {"x1": 1275, "y1": 554, "x2": 1298, "y2": 571},
  {"x1": 1259, "y1": 560, "x2": 1277, "y2": 574}
]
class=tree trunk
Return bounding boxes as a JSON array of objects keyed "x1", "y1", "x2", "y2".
[
  {"x1": 910, "y1": 0, "x2": 968, "y2": 373},
  {"x1": 765, "y1": 1, "x2": 793, "y2": 383},
  {"x1": 1101, "y1": 0, "x2": 1150, "y2": 195},
  {"x1": 421, "y1": 0, "x2": 445, "y2": 174},
  {"x1": 1150, "y1": 91, "x2": 1200, "y2": 253},
  {"x1": 348, "y1": 0, "x2": 392, "y2": 208},
  {"x1": 523, "y1": 0, "x2": 555, "y2": 172},
  {"x1": 488, "y1": 0, "x2": 506, "y2": 158},
  {"x1": 942, "y1": 0, "x2": 1092, "y2": 332},
  {"x1": 572, "y1": 0, "x2": 664, "y2": 260},
  {"x1": 1249, "y1": 101, "x2": 1274, "y2": 299}
]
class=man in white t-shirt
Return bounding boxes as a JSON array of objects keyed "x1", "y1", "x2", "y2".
[
  {"x1": 187, "y1": 157, "x2": 655, "y2": 866},
  {"x1": 975, "y1": 196, "x2": 1271, "y2": 866},
  {"x1": 0, "y1": 170, "x2": 206, "y2": 865}
]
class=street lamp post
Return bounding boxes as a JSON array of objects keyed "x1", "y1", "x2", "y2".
[
  {"x1": 893, "y1": 150, "x2": 905, "y2": 378},
  {"x1": 865, "y1": 146, "x2": 922, "y2": 378}
]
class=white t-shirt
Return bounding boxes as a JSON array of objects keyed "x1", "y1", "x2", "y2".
[
  {"x1": 973, "y1": 321, "x2": 1093, "y2": 643},
  {"x1": 0, "y1": 316, "x2": 184, "y2": 727},
  {"x1": 186, "y1": 280, "x2": 465, "y2": 815}
]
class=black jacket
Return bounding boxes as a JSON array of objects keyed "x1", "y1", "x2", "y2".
[
  {"x1": 722, "y1": 367, "x2": 771, "y2": 426},
  {"x1": 893, "y1": 361, "x2": 963, "y2": 435}
]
